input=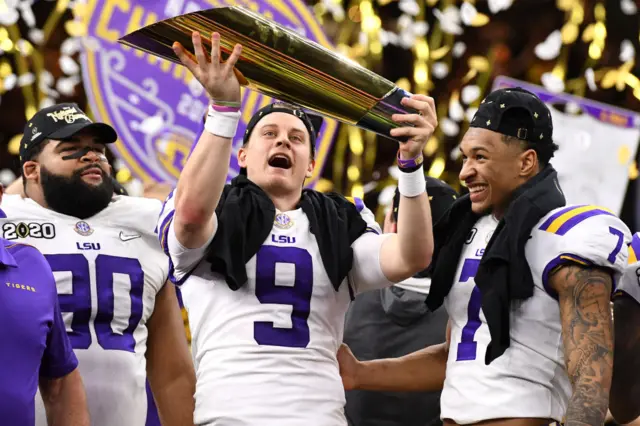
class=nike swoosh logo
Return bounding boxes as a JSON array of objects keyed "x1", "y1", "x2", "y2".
[{"x1": 119, "y1": 231, "x2": 142, "y2": 242}]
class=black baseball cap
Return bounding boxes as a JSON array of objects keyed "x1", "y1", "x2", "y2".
[
  {"x1": 20, "y1": 103, "x2": 117, "y2": 164},
  {"x1": 392, "y1": 176, "x2": 458, "y2": 224},
  {"x1": 469, "y1": 87, "x2": 553, "y2": 146}
]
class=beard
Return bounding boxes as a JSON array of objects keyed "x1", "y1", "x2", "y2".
[{"x1": 40, "y1": 164, "x2": 114, "y2": 219}]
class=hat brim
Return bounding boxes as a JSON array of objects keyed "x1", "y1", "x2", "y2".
[{"x1": 49, "y1": 122, "x2": 117, "y2": 144}]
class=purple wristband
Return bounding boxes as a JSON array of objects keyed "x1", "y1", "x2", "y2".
[
  {"x1": 210, "y1": 103, "x2": 241, "y2": 113},
  {"x1": 397, "y1": 151, "x2": 424, "y2": 169}
]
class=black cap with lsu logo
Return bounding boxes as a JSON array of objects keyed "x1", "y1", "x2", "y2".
[
  {"x1": 20, "y1": 103, "x2": 117, "y2": 164},
  {"x1": 392, "y1": 176, "x2": 458, "y2": 224}
]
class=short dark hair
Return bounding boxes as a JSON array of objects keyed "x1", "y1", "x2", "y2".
[
  {"x1": 21, "y1": 139, "x2": 49, "y2": 175},
  {"x1": 499, "y1": 109, "x2": 558, "y2": 166}
]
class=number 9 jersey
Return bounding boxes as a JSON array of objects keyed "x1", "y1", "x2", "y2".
[
  {"x1": 441, "y1": 205, "x2": 630, "y2": 425},
  {"x1": 616, "y1": 232, "x2": 640, "y2": 304},
  {"x1": 0, "y1": 194, "x2": 169, "y2": 426},
  {"x1": 158, "y1": 190, "x2": 393, "y2": 426}
]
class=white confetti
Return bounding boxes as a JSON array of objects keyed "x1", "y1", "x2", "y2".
[
  {"x1": 452, "y1": 41, "x2": 467, "y2": 58},
  {"x1": 128, "y1": 94, "x2": 140, "y2": 105},
  {"x1": 620, "y1": 0, "x2": 637, "y2": 15},
  {"x1": 411, "y1": 21, "x2": 428, "y2": 36},
  {"x1": 433, "y1": 6, "x2": 463, "y2": 35},
  {"x1": 28, "y1": 28, "x2": 44, "y2": 45},
  {"x1": 378, "y1": 185, "x2": 397, "y2": 206},
  {"x1": 432, "y1": 62, "x2": 449, "y2": 79},
  {"x1": 487, "y1": 0, "x2": 514, "y2": 14},
  {"x1": 398, "y1": 14, "x2": 413, "y2": 30},
  {"x1": 0, "y1": 7, "x2": 19, "y2": 26},
  {"x1": 61, "y1": 37, "x2": 82, "y2": 56},
  {"x1": 540, "y1": 72, "x2": 565, "y2": 93},
  {"x1": 534, "y1": 30, "x2": 562, "y2": 60},
  {"x1": 39, "y1": 97, "x2": 55, "y2": 109},
  {"x1": 82, "y1": 36, "x2": 101, "y2": 52},
  {"x1": 59, "y1": 56, "x2": 80, "y2": 75},
  {"x1": 449, "y1": 97, "x2": 465, "y2": 121},
  {"x1": 565, "y1": 102, "x2": 582, "y2": 115},
  {"x1": 0, "y1": 169, "x2": 16, "y2": 186},
  {"x1": 441, "y1": 117, "x2": 460, "y2": 137},
  {"x1": 399, "y1": 0, "x2": 420, "y2": 16},
  {"x1": 461, "y1": 85, "x2": 481, "y2": 104},
  {"x1": 358, "y1": 31, "x2": 368, "y2": 47},
  {"x1": 17, "y1": 2, "x2": 36, "y2": 27},
  {"x1": 620, "y1": 39, "x2": 635, "y2": 63},
  {"x1": 399, "y1": 31, "x2": 416, "y2": 49},
  {"x1": 460, "y1": 2, "x2": 478, "y2": 26},
  {"x1": 15, "y1": 39, "x2": 32, "y2": 56},
  {"x1": 124, "y1": 179, "x2": 144, "y2": 197},
  {"x1": 3, "y1": 74, "x2": 17, "y2": 91},
  {"x1": 56, "y1": 76, "x2": 80, "y2": 96},
  {"x1": 465, "y1": 107, "x2": 478, "y2": 122},
  {"x1": 585, "y1": 68, "x2": 597, "y2": 91},
  {"x1": 17, "y1": 72, "x2": 35, "y2": 87},
  {"x1": 450, "y1": 145, "x2": 462, "y2": 161},
  {"x1": 140, "y1": 115, "x2": 165, "y2": 135},
  {"x1": 388, "y1": 165, "x2": 401, "y2": 180},
  {"x1": 379, "y1": 30, "x2": 391, "y2": 46}
]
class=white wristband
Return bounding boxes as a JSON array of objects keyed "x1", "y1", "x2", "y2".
[
  {"x1": 398, "y1": 166, "x2": 427, "y2": 198},
  {"x1": 204, "y1": 106, "x2": 241, "y2": 139}
]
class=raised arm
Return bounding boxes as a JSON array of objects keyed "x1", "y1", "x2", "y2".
[
  {"x1": 338, "y1": 320, "x2": 450, "y2": 392},
  {"x1": 610, "y1": 294, "x2": 640, "y2": 424},
  {"x1": 378, "y1": 95, "x2": 435, "y2": 282},
  {"x1": 40, "y1": 370, "x2": 89, "y2": 426},
  {"x1": 146, "y1": 282, "x2": 196, "y2": 426},
  {"x1": 171, "y1": 31, "x2": 242, "y2": 249},
  {"x1": 550, "y1": 264, "x2": 614, "y2": 426}
]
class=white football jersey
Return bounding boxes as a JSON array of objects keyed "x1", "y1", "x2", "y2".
[
  {"x1": 616, "y1": 232, "x2": 640, "y2": 304},
  {"x1": 441, "y1": 205, "x2": 630, "y2": 424},
  {"x1": 0, "y1": 194, "x2": 169, "y2": 426},
  {"x1": 158, "y1": 190, "x2": 392, "y2": 425}
]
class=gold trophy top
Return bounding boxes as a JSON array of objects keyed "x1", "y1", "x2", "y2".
[{"x1": 118, "y1": 6, "x2": 401, "y2": 126}]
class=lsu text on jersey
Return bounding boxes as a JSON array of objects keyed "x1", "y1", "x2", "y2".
[
  {"x1": 0, "y1": 194, "x2": 169, "y2": 426},
  {"x1": 158, "y1": 190, "x2": 393, "y2": 426}
]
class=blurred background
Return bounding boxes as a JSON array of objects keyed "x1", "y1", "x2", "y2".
[{"x1": 0, "y1": 0, "x2": 638, "y2": 226}]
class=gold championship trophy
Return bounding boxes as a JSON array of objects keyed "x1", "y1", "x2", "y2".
[{"x1": 119, "y1": 6, "x2": 417, "y2": 142}]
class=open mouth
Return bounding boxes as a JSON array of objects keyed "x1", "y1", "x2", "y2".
[
  {"x1": 268, "y1": 154, "x2": 292, "y2": 170},
  {"x1": 468, "y1": 183, "x2": 488, "y2": 201},
  {"x1": 81, "y1": 167, "x2": 103, "y2": 177}
]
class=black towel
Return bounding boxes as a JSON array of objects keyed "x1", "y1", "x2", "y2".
[
  {"x1": 426, "y1": 165, "x2": 566, "y2": 364},
  {"x1": 205, "y1": 175, "x2": 368, "y2": 293}
]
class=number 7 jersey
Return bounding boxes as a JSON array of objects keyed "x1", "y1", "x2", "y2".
[
  {"x1": 441, "y1": 205, "x2": 630, "y2": 425},
  {"x1": 0, "y1": 194, "x2": 169, "y2": 426}
]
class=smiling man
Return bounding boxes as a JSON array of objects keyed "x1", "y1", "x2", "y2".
[
  {"x1": 338, "y1": 88, "x2": 631, "y2": 426},
  {"x1": 0, "y1": 103, "x2": 195, "y2": 426}
]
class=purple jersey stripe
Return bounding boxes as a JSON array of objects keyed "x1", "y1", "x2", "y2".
[
  {"x1": 538, "y1": 205, "x2": 585, "y2": 231},
  {"x1": 630, "y1": 234, "x2": 640, "y2": 258},
  {"x1": 554, "y1": 209, "x2": 613, "y2": 236}
]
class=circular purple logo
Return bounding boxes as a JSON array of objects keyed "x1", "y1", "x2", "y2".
[{"x1": 80, "y1": 0, "x2": 338, "y2": 187}]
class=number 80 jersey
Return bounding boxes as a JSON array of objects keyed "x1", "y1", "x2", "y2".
[
  {"x1": 441, "y1": 205, "x2": 630, "y2": 425},
  {"x1": 0, "y1": 194, "x2": 169, "y2": 426}
]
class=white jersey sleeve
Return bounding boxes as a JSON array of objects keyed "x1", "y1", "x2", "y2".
[
  {"x1": 615, "y1": 232, "x2": 640, "y2": 304},
  {"x1": 157, "y1": 188, "x2": 216, "y2": 285},
  {"x1": 526, "y1": 205, "x2": 631, "y2": 299},
  {"x1": 348, "y1": 197, "x2": 394, "y2": 294}
]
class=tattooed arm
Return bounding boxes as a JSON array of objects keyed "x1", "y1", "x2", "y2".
[
  {"x1": 610, "y1": 294, "x2": 640, "y2": 424},
  {"x1": 550, "y1": 264, "x2": 614, "y2": 426}
]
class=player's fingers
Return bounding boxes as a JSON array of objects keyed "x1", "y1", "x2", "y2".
[
  {"x1": 223, "y1": 44, "x2": 243, "y2": 74},
  {"x1": 392, "y1": 113, "x2": 428, "y2": 127},
  {"x1": 390, "y1": 124, "x2": 434, "y2": 138},
  {"x1": 210, "y1": 32, "x2": 220, "y2": 65},
  {"x1": 192, "y1": 31, "x2": 207, "y2": 70},
  {"x1": 172, "y1": 42, "x2": 199, "y2": 77}
]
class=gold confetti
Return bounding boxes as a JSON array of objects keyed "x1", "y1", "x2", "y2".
[
  {"x1": 561, "y1": 23, "x2": 579, "y2": 44},
  {"x1": 470, "y1": 13, "x2": 490, "y2": 27},
  {"x1": 64, "y1": 20, "x2": 87, "y2": 37},
  {"x1": 429, "y1": 45, "x2": 450, "y2": 61},
  {"x1": 116, "y1": 168, "x2": 132, "y2": 183},
  {"x1": 8, "y1": 134, "x2": 22, "y2": 155},
  {"x1": 347, "y1": 165, "x2": 360, "y2": 181},
  {"x1": 618, "y1": 146, "x2": 631, "y2": 165},
  {"x1": 468, "y1": 56, "x2": 490, "y2": 73},
  {"x1": 629, "y1": 162, "x2": 638, "y2": 180},
  {"x1": 428, "y1": 156, "x2": 446, "y2": 179}
]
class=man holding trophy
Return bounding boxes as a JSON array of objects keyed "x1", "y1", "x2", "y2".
[{"x1": 155, "y1": 29, "x2": 437, "y2": 425}]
